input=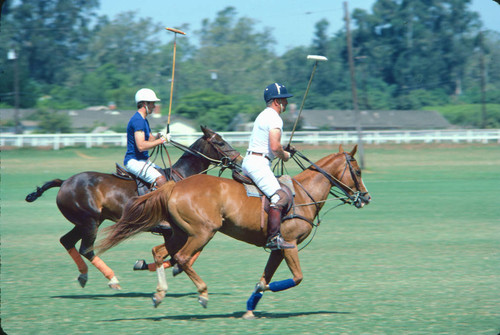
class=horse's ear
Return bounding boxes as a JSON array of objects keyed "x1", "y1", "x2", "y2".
[
  {"x1": 200, "y1": 125, "x2": 211, "y2": 137},
  {"x1": 338, "y1": 144, "x2": 344, "y2": 153},
  {"x1": 350, "y1": 144, "x2": 358, "y2": 157}
]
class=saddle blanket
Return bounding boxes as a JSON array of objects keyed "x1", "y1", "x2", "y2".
[{"x1": 244, "y1": 175, "x2": 295, "y2": 198}]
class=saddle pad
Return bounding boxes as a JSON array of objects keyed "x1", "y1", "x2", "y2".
[{"x1": 244, "y1": 175, "x2": 295, "y2": 198}]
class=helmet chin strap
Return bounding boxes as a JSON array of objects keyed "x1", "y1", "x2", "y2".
[
  {"x1": 277, "y1": 99, "x2": 285, "y2": 113},
  {"x1": 144, "y1": 102, "x2": 152, "y2": 115}
]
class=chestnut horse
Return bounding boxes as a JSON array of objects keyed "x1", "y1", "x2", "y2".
[
  {"x1": 25, "y1": 126, "x2": 241, "y2": 290},
  {"x1": 97, "y1": 145, "x2": 371, "y2": 317}
]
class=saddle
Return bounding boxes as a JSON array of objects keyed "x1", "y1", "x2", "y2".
[
  {"x1": 113, "y1": 163, "x2": 169, "y2": 196},
  {"x1": 232, "y1": 169, "x2": 295, "y2": 229}
]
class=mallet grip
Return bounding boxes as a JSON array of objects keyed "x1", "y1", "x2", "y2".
[{"x1": 166, "y1": 27, "x2": 186, "y2": 35}]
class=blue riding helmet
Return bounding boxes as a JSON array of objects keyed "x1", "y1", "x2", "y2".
[{"x1": 264, "y1": 83, "x2": 293, "y2": 103}]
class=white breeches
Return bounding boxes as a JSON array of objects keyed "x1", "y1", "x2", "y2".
[
  {"x1": 125, "y1": 159, "x2": 162, "y2": 184},
  {"x1": 242, "y1": 154, "x2": 280, "y2": 199}
]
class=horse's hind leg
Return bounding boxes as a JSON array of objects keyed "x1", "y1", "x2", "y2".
[
  {"x1": 60, "y1": 226, "x2": 89, "y2": 287},
  {"x1": 173, "y1": 233, "x2": 214, "y2": 308},
  {"x1": 80, "y1": 224, "x2": 121, "y2": 290}
]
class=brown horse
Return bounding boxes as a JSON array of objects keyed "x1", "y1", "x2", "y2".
[
  {"x1": 97, "y1": 145, "x2": 371, "y2": 316},
  {"x1": 26, "y1": 126, "x2": 241, "y2": 290}
]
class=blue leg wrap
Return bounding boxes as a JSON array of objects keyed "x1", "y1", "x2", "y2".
[
  {"x1": 268, "y1": 278, "x2": 296, "y2": 292},
  {"x1": 246, "y1": 292, "x2": 263, "y2": 311}
]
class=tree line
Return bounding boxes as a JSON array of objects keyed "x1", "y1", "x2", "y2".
[{"x1": 1, "y1": 0, "x2": 499, "y2": 132}]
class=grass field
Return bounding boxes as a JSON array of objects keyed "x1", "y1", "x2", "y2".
[{"x1": 1, "y1": 143, "x2": 499, "y2": 334}]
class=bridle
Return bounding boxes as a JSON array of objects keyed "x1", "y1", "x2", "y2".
[
  {"x1": 204, "y1": 132, "x2": 241, "y2": 170},
  {"x1": 278, "y1": 150, "x2": 369, "y2": 251},
  {"x1": 154, "y1": 133, "x2": 241, "y2": 179},
  {"x1": 291, "y1": 151, "x2": 368, "y2": 207}
]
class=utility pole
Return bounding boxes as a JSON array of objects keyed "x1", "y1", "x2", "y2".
[
  {"x1": 8, "y1": 48, "x2": 21, "y2": 134},
  {"x1": 479, "y1": 31, "x2": 487, "y2": 128},
  {"x1": 344, "y1": 1, "x2": 365, "y2": 168}
]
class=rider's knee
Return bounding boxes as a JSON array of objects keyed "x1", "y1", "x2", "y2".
[
  {"x1": 155, "y1": 175, "x2": 167, "y2": 188},
  {"x1": 270, "y1": 188, "x2": 291, "y2": 211}
]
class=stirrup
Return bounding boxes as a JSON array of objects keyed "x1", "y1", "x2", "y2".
[{"x1": 265, "y1": 234, "x2": 295, "y2": 250}]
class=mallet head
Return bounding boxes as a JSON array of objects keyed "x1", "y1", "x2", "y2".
[
  {"x1": 307, "y1": 55, "x2": 328, "y2": 62},
  {"x1": 165, "y1": 27, "x2": 186, "y2": 35}
]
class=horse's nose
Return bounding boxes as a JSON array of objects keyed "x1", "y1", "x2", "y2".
[{"x1": 362, "y1": 193, "x2": 371, "y2": 205}]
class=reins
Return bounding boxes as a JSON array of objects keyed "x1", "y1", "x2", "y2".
[
  {"x1": 150, "y1": 139, "x2": 240, "y2": 179},
  {"x1": 291, "y1": 151, "x2": 362, "y2": 204},
  {"x1": 275, "y1": 150, "x2": 364, "y2": 251}
]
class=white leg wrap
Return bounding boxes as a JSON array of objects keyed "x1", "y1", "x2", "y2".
[
  {"x1": 156, "y1": 266, "x2": 168, "y2": 292},
  {"x1": 108, "y1": 276, "x2": 119, "y2": 285}
]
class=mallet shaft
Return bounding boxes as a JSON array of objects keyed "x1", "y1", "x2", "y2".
[
  {"x1": 288, "y1": 55, "x2": 328, "y2": 146},
  {"x1": 165, "y1": 27, "x2": 187, "y2": 127}
]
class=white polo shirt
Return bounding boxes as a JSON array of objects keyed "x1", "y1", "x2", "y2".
[{"x1": 247, "y1": 107, "x2": 283, "y2": 161}]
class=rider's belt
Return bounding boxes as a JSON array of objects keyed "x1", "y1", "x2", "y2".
[{"x1": 247, "y1": 151, "x2": 271, "y2": 161}]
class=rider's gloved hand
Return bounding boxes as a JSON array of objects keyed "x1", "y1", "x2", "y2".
[
  {"x1": 284, "y1": 144, "x2": 297, "y2": 158},
  {"x1": 158, "y1": 132, "x2": 171, "y2": 143}
]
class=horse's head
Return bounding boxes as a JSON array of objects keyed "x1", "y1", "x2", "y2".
[
  {"x1": 200, "y1": 126, "x2": 242, "y2": 165},
  {"x1": 336, "y1": 144, "x2": 371, "y2": 208}
]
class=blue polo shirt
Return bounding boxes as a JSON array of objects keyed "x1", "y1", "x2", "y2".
[{"x1": 124, "y1": 112, "x2": 151, "y2": 165}]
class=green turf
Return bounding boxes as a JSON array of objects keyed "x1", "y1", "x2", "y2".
[{"x1": 1, "y1": 144, "x2": 499, "y2": 334}]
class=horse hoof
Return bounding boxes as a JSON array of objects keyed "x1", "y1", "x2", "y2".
[
  {"x1": 172, "y1": 263, "x2": 184, "y2": 277},
  {"x1": 242, "y1": 311, "x2": 256, "y2": 320},
  {"x1": 198, "y1": 296, "x2": 208, "y2": 308},
  {"x1": 133, "y1": 259, "x2": 148, "y2": 271},
  {"x1": 108, "y1": 283, "x2": 122, "y2": 290},
  {"x1": 152, "y1": 295, "x2": 163, "y2": 308},
  {"x1": 77, "y1": 273, "x2": 88, "y2": 288},
  {"x1": 108, "y1": 276, "x2": 121, "y2": 290}
]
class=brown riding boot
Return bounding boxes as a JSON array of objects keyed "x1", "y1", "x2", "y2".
[
  {"x1": 152, "y1": 175, "x2": 167, "y2": 190},
  {"x1": 265, "y1": 206, "x2": 295, "y2": 250}
]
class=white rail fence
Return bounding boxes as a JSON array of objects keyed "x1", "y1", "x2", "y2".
[{"x1": 1, "y1": 129, "x2": 499, "y2": 150}]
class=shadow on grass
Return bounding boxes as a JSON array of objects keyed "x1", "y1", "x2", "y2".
[
  {"x1": 50, "y1": 291, "x2": 226, "y2": 300},
  {"x1": 102, "y1": 310, "x2": 351, "y2": 321}
]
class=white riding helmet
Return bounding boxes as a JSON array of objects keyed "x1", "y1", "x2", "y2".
[{"x1": 135, "y1": 88, "x2": 161, "y2": 103}]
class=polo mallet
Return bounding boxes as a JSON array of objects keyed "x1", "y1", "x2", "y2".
[
  {"x1": 287, "y1": 55, "x2": 328, "y2": 146},
  {"x1": 165, "y1": 27, "x2": 186, "y2": 133}
]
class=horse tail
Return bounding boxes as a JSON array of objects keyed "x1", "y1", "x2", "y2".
[
  {"x1": 96, "y1": 181, "x2": 176, "y2": 254},
  {"x1": 25, "y1": 179, "x2": 65, "y2": 202}
]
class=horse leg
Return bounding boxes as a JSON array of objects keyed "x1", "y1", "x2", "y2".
[
  {"x1": 243, "y1": 250, "x2": 284, "y2": 320},
  {"x1": 149, "y1": 229, "x2": 188, "y2": 308},
  {"x1": 133, "y1": 244, "x2": 171, "y2": 271},
  {"x1": 172, "y1": 250, "x2": 201, "y2": 276},
  {"x1": 244, "y1": 247, "x2": 303, "y2": 319},
  {"x1": 149, "y1": 244, "x2": 204, "y2": 274},
  {"x1": 60, "y1": 226, "x2": 89, "y2": 287},
  {"x1": 152, "y1": 244, "x2": 169, "y2": 308},
  {"x1": 173, "y1": 233, "x2": 214, "y2": 308},
  {"x1": 80, "y1": 225, "x2": 121, "y2": 290}
]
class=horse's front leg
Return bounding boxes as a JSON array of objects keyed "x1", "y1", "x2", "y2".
[
  {"x1": 152, "y1": 244, "x2": 169, "y2": 308},
  {"x1": 133, "y1": 244, "x2": 172, "y2": 272},
  {"x1": 243, "y1": 249, "x2": 285, "y2": 320}
]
